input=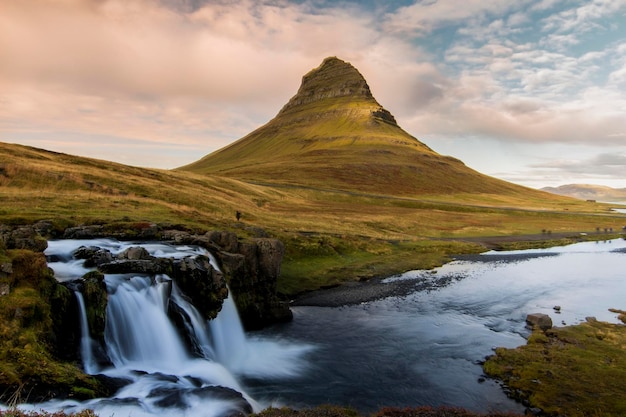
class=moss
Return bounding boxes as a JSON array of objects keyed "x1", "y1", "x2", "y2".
[
  {"x1": 80, "y1": 272, "x2": 107, "y2": 343},
  {"x1": 5, "y1": 250, "x2": 55, "y2": 294},
  {"x1": 70, "y1": 386, "x2": 96, "y2": 400},
  {"x1": 484, "y1": 314, "x2": 626, "y2": 417},
  {"x1": 0, "y1": 249, "x2": 106, "y2": 403}
]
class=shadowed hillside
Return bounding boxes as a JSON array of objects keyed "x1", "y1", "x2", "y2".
[{"x1": 180, "y1": 57, "x2": 548, "y2": 199}]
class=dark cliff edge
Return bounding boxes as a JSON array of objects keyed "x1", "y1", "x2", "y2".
[{"x1": 0, "y1": 221, "x2": 292, "y2": 403}]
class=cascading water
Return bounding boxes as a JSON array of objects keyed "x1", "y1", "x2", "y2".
[
  {"x1": 74, "y1": 291, "x2": 97, "y2": 375},
  {"x1": 31, "y1": 239, "x2": 314, "y2": 417},
  {"x1": 104, "y1": 274, "x2": 190, "y2": 369},
  {"x1": 170, "y1": 283, "x2": 217, "y2": 359},
  {"x1": 210, "y1": 291, "x2": 248, "y2": 368}
]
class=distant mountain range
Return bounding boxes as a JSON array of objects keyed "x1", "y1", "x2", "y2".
[{"x1": 542, "y1": 184, "x2": 626, "y2": 203}]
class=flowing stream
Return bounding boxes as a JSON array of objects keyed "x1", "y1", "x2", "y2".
[{"x1": 7, "y1": 237, "x2": 626, "y2": 416}]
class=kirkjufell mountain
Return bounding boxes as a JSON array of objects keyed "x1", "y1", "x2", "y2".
[{"x1": 181, "y1": 57, "x2": 538, "y2": 197}]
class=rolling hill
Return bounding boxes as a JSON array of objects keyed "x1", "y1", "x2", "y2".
[
  {"x1": 180, "y1": 57, "x2": 547, "y2": 199},
  {"x1": 542, "y1": 184, "x2": 626, "y2": 203}
]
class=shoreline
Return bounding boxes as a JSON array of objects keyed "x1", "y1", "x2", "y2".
[
  {"x1": 290, "y1": 252, "x2": 558, "y2": 307},
  {"x1": 292, "y1": 232, "x2": 624, "y2": 307}
]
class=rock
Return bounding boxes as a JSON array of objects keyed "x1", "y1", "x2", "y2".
[
  {"x1": 1, "y1": 262, "x2": 12, "y2": 274},
  {"x1": 162, "y1": 229, "x2": 194, "y2": 245},
  {"x1": 205, "y1": 230, "x2": 240, "y2": 253},
  {"x1": 74, "y1": 246, "x2": 114, "y2": 267},
  {"x1": 168, "y1": 256, "x2": 228, "y2": 320},
  {"x1": 80, "y1": 271, "x2": 109, "y2": 344},
  {"x1": 0, "y1": 224, "x2": 48, "y2": 252},
  {"x1": 218, "y1": 238, "x2": 292, "y2": 330},
  {"x1": 98, "y1": 259, "x2": 166, "y2": 275},
  {"x1": 553, "y1": 305, "x2": 561, "y2": 313},
  {"x1": 526, "y1": 407, "x2": 543, "y2": 416},
  {"x1": 49, "y1": 282, "x2": 80, "y2": 361},
  {"x1": 526, "y1": 313, "x2": 553, "y2": 331},
  {"x1": 0, "y1": 282, "x2": 9, "y2": 296},
  {"x1": 255, "y1": 238, "x2": 285, "y2": 279},
  {"x1": 279, "y1": 57, "x2": 380, "y2": 116},
  {"x1": 118, "y1": 246, "x2": 152, "y2": 260},
  {"x1": 63, "y1": 225, "x2": 104, "y2": 239}
]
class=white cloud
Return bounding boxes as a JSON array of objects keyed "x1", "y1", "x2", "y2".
[
  {"x1": 1, "y1": 0, "x2": 625, "y2": 187},
  {"x1": 383, "y1": 0, "x2": 520, "y2": 35}
]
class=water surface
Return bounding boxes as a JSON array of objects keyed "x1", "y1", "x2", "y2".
[{"x1": 250, "y1": 239, "x2": 626, "y2": 413}]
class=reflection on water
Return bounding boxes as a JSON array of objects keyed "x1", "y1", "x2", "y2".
[{"x1": 251, "y1": 238, "x2": 626, "y2": 414}]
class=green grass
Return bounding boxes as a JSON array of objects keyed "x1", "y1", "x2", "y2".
[
  {"x1": 279, "y1": 235, "x2": 484, "y2": 296},
  {"x1": 484, "y1": 314, "x2": 626, "y2": 417}
]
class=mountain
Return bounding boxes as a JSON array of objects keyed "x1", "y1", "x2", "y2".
[
  {"x1": 542, "y1": 184, "x2": 626, "y2": 203},
  {"x1": 180, "y1": 57, "x2": 542, "y2": 197}
]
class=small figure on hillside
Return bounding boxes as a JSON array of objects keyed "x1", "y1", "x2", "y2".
[{"x1": 236, "y1": 211, "x2": 242, "y2": 222}]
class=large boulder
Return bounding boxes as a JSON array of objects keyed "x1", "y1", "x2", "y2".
[
  {"x1": 74, "y1": 246, "x2": 114, "y2": 267},
  {"x1": 0, "y1": 246, "x2": 107, "y2": 401},
  {"x1": 80, "y1": 271, "x2": 109, "y2": 344},
  {"x1": 49, "y1": 282, "x2": 80, "y2": 361},
  {"x1": 217, "y1": 238, "x2": 292, "y2": 330},
  {"x1": 158, "y1": 229, "x2": 293, "y2": 329},
  {"x1": 526, "y1": 313, "x2": 553, "y2": 331},
  {"x1": 168, "y1": 255, "x2": 228, "y2": 320},
  {"x1": 0, "y1": 224, "x2": 48, "y2": 252}
]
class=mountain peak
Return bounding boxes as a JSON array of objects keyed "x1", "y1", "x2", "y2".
[
  {"x1": 181, "y1": 57, "x2": 527, "y2": 197},
  {"x1": 278, "y1": 57, "x2": 386, "y2": 116}
]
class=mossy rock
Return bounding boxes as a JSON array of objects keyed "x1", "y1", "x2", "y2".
[
  {"x1": 484, "y1": 317, "x2": 626, "y2": 417},
  {"x1": 0, "y1": 249, "x2": 107, "y2": 403},
  {"x1": 81, "y1": 271, "x2": 108, "y2": 343}
]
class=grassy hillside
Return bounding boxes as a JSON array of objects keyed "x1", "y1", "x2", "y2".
[{"x1": 2, "y1": 141, "x2": 625, "y2": 297}]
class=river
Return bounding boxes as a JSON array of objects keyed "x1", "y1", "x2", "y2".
[
  {"x1": 8, "y1": 238, "x2": 626, "y2": 416},
  {"x1": 250, "y1": 238, "x2": 626, "y2": 413}
]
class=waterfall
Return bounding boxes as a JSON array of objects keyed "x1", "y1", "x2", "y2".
[
  {"x1": 104, "y1": 274, "x2": 190, "y2": 370},
  {"x1": 74, "y1": 291, "x2": 98, "y2": 374},
  {"x1": 210, "y1": 292, "x2": 248, "y2": 368},
  {"x1": 170, "y1": 283, "x2": 216, "y2": 360},
  {"x1": 38, "y1": 239, "x2": 313, "y2": 417}
]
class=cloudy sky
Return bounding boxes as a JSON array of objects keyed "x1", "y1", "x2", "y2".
[{"x1": 1, "y1": 0, "x2": 626, "y2": 189}]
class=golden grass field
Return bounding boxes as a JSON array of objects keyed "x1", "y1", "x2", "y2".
[{"x1": 2, "y1": 142, "x2": 625, "y2": 296}]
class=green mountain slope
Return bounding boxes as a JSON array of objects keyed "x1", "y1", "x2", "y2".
[{"x1": 180, "y1": 57, "x2": 540, "y2": 197}]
